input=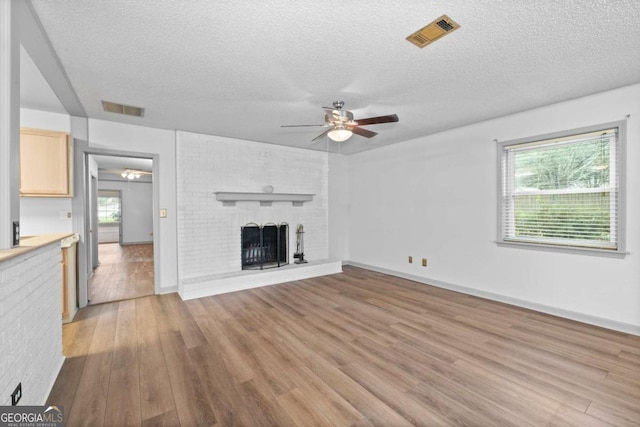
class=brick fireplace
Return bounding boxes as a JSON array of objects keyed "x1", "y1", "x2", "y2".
[{"x1": 176, "y1": 131, "x2": 341, "y2": 299}]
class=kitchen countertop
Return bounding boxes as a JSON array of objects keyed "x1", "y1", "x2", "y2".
[{"x1": 0, "y1": 233, "x2": 76, "y2": 263}]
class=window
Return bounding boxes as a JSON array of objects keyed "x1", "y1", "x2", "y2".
[
  {"x1": 498, "y1": 121, "x2": 626, "y2": 255},
  {"x1": 98, "y1": 192, "x2": 121, "y2": 224}
]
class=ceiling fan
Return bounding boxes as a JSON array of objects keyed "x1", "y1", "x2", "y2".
[
  {"x1": 100, "y1": 168, "x2": 152, "y2": 180},
  {"x1": 281, "y1": 100, "x2": 399, "y2": 142}
]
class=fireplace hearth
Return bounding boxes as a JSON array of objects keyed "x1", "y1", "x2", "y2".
[{"x1": 241, "y1": 223, "x2": 288, "y2": 270}]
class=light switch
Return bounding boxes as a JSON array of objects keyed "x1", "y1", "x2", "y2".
[{"x1": 160, "y1": 208, "x2": 167, "y2": 218}]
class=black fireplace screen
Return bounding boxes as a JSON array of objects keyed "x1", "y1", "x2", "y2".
[{"x1": 241, "y1": 223, "x2": 288, "y2": 270}]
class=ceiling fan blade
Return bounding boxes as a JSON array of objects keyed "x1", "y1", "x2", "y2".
[
  {"x1": 323, "y1": 108, "x2": 341, "y2": 121},
  {"x1": 350, "y1": 126, "x2": 378, "y2": 138},
  {"x1": 312, "y1": 128, "x2": 331, "y2": 142},
  {"x1": 281, "y1": 124, "x2": 328, "y2": 128},
  {"x1": 353, "y1": 114, "x2": 399, "y2": 126}
]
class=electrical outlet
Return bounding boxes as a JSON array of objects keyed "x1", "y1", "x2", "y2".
[
  {"x1": 422, "y1": 258, "x2": 427, "y2": 267},
  {"x1": 11, "y1": 382, "x2": 21, "y2": 406},
  {"x1": 408, "y1": 256, "x2": 413, "y2": 263},
  {"x1": 12, "y1": 221, "x2": 19, "y2": 247}
]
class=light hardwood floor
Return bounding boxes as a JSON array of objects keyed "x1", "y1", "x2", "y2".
[
  {"x1": 49, "y1": 266, "x2": 640, "y2": 426},
  {"x1": 89, "y1": 243, "x2": 154, "y2": 305}
]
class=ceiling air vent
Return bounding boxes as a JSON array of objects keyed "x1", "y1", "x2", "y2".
[
  {"x1": 101, "y1": 100, "x2": 145, "y2": 117},
  {"x1": 406, "y1": 14, "x2": 460, "y2": 48}
]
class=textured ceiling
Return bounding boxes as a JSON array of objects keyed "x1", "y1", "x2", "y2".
[
  {"x1": 24, "y1": 0, "x2": 640, "y2": 155},
  {"x1": 20, "y1": 46, "x2": 66, "y2": 114},
  {"x1": 91, "y1": 155, "x2": 153, "y2": 173}
]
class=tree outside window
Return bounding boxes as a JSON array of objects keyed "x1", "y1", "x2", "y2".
[
  {"x1": 498, "y1": 122, "x2": 625, "y2": 255},
  {"x1": 98, "y1": 196, "x2": 121, "y2": 224}
]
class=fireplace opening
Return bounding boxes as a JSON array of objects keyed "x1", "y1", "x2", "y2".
[{"x1": 241, "y1": 222, "x2": 288, "y2": 270}]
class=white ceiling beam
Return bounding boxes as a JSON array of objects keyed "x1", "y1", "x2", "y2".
[{"x1": 20, "y1": 0, "x2": 86, "y2": 117}]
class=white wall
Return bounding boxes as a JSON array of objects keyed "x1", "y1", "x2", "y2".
[
  {"x1": 348, "y1": 83, "x2": 640, "y2": 332},
  {"x1": 98, "y1": 225, "x2": 119, "y2": 243},
  {"x1": 88, "y1": 119, "x2": 178, "y2": 292},
  {"x1": 20, "y1": 198, "x2": 72, "y2": 235},
  {"x1": 20, "y1": 108, "x2": 70, "y2": 132},
  {"x1": 176, "y1": 131, "x2": 329, "y2": 283},
  {"x1": 0, "y1": 243, "x2": 64, "y2": 405},
  {"x1": 328, "y1": 152, "x2": 349, "y2": 260},
  {"x1": 19, "y1": 108, "x2": 73, "y2": 236},
  {"x1": 98, "y1": 177, "x2": 153, "y2": 244}
]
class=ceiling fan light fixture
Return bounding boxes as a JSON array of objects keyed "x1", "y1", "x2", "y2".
[
  {"x1": 282, "y1": 100, "x2": 398, "y2": 142},
  {"x1": 120, "y1": 169, "x2": 142, "y2": 179},
  {"x1": 328, "y1": 127, "x2": 353, "y2": 142}
]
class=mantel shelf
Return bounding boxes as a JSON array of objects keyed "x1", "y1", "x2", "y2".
[{"x1": 214, "y1": 191, "x2": 314, "y2": 207}]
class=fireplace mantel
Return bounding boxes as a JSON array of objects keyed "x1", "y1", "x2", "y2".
[{"x1": 214, "y1": 191, "x2": 314, "y2": 207}]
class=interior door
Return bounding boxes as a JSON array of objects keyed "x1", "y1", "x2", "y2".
[
  {"x1": 71, "y1": 139, "x2": 89, "y2": 308},
  {"x1": 90, "y1": 175, "x2": 99, "y2": 269}
]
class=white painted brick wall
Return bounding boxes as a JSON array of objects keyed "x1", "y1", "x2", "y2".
[
  {"x1": 176, "y1": 132, "x2": 329, "y2": 283},
  {"x1": 0, "y1": 244, "x2": 64, "y2": 405}
]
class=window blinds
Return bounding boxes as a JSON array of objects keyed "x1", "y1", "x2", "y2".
[{"x1": 500, "y1": 128, "x2": 619, "y2": 250}]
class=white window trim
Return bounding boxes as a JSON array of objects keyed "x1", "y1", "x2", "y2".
[{"x1": 496, "y1": 120, "x2": 627, "y2": 258}]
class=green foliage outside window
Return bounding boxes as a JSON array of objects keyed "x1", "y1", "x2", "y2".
[
  {"x1": 98, "y1": 196, "x2": 121, "y2": 224},
  {"x1": 514, "y1": 138, "x2": 609, "y2": 191},
  {"x1": 503, "y1": 130, "x2": 617, "y2": 248},
  {"x1": 514, "y1": 193, "x2": 610, "y2": 241}
]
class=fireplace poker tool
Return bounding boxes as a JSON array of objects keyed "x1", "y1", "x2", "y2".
[{"x1": 294, "y1": 224, "x2": 307, "y2": 264}]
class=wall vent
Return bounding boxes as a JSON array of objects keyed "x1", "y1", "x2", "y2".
[
  {"x1": 406, "y1": 15, "x2": 460, "y2": 48},
  {"x1": 101, "y1": 100, "x2": 145, "y2": 117}
]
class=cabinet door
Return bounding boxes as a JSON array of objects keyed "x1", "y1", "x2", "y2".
[{"x1": 20, "y1": 128, "x2": 72, "y2": 197}]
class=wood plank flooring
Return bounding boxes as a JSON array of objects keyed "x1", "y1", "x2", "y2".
[
  {"x1": 49, "y1": 266, "x2": 640, "y2": 426},
  {"x1": 89, "y1": 243, "x2": 154, "y2": 305}
]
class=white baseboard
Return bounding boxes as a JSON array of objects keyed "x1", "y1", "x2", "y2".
[
  {"x1": 119, "y1": 241, "x2": 153, "y2": 246},
  {"x1": 344, "y1": 260, "x2": 640, "y2": 336},
  {"x1": 158, "y1": 285, "x2": 178, "y2": 295}
]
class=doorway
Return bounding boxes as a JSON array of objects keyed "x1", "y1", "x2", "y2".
[{"x1": 87, "y1": 154, "x2": 155, "y2": 305}]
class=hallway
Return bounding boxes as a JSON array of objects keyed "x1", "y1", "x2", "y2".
[{"x1": 89, "y1": 243, "x2": 154, "y2": 305}]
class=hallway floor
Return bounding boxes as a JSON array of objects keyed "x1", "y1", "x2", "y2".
[{"x1": 89, "y1": 243, "x2": 154, "y2": 305}]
